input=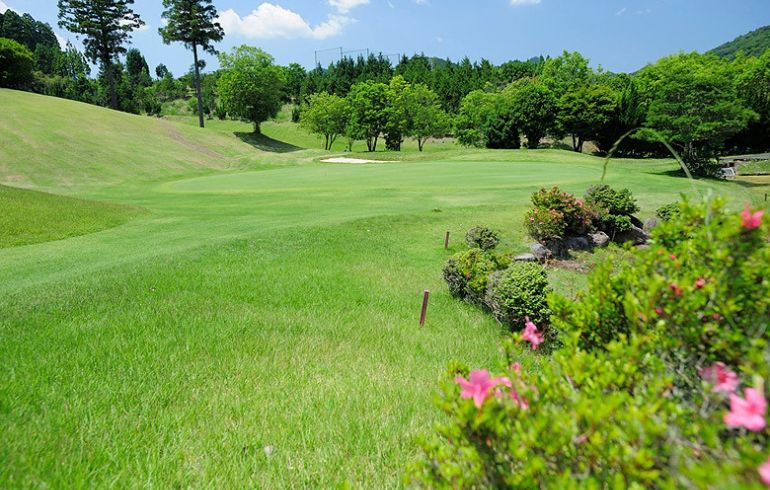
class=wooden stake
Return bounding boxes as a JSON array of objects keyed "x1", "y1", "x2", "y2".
[
  {"x1": 419, "y1": 290, "x2": 430, "y2": 327},
  {"x1": 444, "y1": 231, "x2": 450, "y2": 250}
]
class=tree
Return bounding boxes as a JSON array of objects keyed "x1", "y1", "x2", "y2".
[
  {"x1": 384, "y1": 75, "x2": 410, "y2": 151},
  {"x1": 540, "y1": 51, "x2": 592, "y2": 100},
  {"x1": 636, "y1": 52, "x2": 756, "y2": 166},
  {"x1": 301, "y1": 92, "x2": 350, "y2": 150},
  {"x1": 159, "y1": 0, "x2": 224, "y2": 128},
  {"x1": 0, "y1": 37, "x2": 34, "y2": 88},
  {"x1": 507, "y1": 78, "x2": 558, "y2": 149},
  {"x1": 155, "y1": 63, "x2": 170, "y2": 79},
  {"x1": 455, "y1": 90, "x2": 520, "y2": 149},
  {"x1": 734, "y1": 50, "x2": 770, "y2": 152},
  {"x1": 57, "y1": 0, "x2": 143, "y2": 110},
  {"x1": 558, "y1": 84, "x2": 618, "y2": 152},
  {"x1": 347, "y1": 80, "x2": 390, "y2": 152},
  {"x1": 404, "y1": 83, "x2": 450, "y2": 151},
  {"x1": 217, "y1": 46, "x2": 284, "y2": 134}
]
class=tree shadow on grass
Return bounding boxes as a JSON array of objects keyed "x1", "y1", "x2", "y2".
[{"x1": 234, "y1": 132, "x2": 303, "y2": 153}]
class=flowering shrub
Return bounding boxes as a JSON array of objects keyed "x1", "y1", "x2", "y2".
[
  {"x1": 523, "y1": 206, "x2": 565, "y2": 242},
  {"x1": 442, "y1": 248, "x2": 510, "y2": 305},
  {"x1": 484, "y1": 262, "x2": 550, "y2": 331},
  {"x1": 529, "y1": 186, "x2": 594, "y2": 237},
  {"x1": 413, "y1": 199, "x2": 770, "y2": 488},
  {"x1": 464, "y1": 226, "x2": 501, "y2": 251},
  {"x1": 551, "y1": 198, "x2": 770, "y2": 375}
]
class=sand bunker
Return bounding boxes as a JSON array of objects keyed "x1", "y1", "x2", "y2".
[{"x1": 321, "y1": 157, "x2": 394, "y2": 164}]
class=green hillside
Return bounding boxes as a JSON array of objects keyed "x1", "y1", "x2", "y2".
[
  {"x1": 0, "y1": 89, "x2": 317, "y2": 193},
  {"x1": 710, "y1": 25, "x2": 770, "y2": 58}
]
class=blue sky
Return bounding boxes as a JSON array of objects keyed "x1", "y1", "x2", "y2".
[{"x1": 2, "y1": 0, "x2": 769, "y2": 76}]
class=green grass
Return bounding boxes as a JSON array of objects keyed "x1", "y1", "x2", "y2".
[
  {"x1": 0, "y1": 184, "x2": 142, "y2": 248},
  {"x1": 1, "y1": 88, "x2": 768, "y2": 487},
  {"x1": 737, "y1": 159, "x2": 770, "y2": 175}
]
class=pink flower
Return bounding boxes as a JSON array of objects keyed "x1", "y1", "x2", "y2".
[
  {"x1": 695, "y1": 277, "x2": 707, "y2": 289},
  {"x1": 655, "y1": 307, "x2": 664, "y2": 316},
  {"x1": 742, "y1": 206, "x2": 764, "y2": 231},
  {"x1": 521, "y1": 317, "x2": 544, "y2": 350},
  {"x1": 759, "y1": 455, "x2": 770, "y2": 486},
  {"x1": 497, "y1": 376, "x2": 528, "y2": 409},
  {"x1": 509, "y1": 362, "x2": 522, "y2": 373},
  {"x1": 455, "y1": 370, "x2": 506, "y2": 409},
  {"x1": 699, "y1": 362, "x2": 739, "y2": 394},
  {"x1": 724, "y1": 388, "x2": 767, "y2": 432},
  {"x1": 670, "y1": 283, "x2": 683, "y2": 298}
]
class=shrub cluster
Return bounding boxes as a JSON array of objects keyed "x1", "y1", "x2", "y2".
[
  {"x1": 414, "y1": 199, "x2": 770, "y2": 488},
  {"x1": 443, "y1": 230, "x2": 550, "y2": 331},
  {"x1": 464, "y1": 226, "x2": 500, "y2": 251},
  {"x1": 584, "y1": 184, "x2": 639, "y2": 235}
]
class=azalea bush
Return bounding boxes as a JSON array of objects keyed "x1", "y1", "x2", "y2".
[
  {"x1": 656, "y1": 202, "x2": 681, "y2": 222},
  {"x1": 464, "y1": 226, "x2": 501, "y2": 251},
  {"x1": 413, "y1": 199, "x2": 770, "y2": 488},
  {"x1": 523, "y1": 206, "x2": 565, "y2": 242},
  {"x1": 530, "y1": 187, "x2": 594, "y2": 236}
]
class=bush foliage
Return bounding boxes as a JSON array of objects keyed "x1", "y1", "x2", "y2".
[{"x1": 485, "y1": 262, "x2": 550, "y2": 330}]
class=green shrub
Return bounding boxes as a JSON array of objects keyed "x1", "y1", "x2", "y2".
[
  {"x1": 485, "y1": 262, "x2": 550, "y2": 330},
  {"x1": 584, "y1": 184, "x2": 639, "y2": 217},
  {"x1": 464, "y1": 226, "x2": 501, "y2": 251},
  {"x1": 656, "y1": 202, "x2": 681, "y2": 221},
  {"x1": 524, "y1": 207, "x2": 566, "y2": 242},
  {"x1": 442, "y1": 249, "x2": 510, "y2": 305},
  {"x1": 584, "y1": 185, "x2": 639, "y2": 235}
]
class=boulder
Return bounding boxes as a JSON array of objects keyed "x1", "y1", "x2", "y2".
[
  {"x1": 529, "y1": 243, "x2": 553, "y2": 262},
  {"x1": 589, "y1": 231, "x2": 610, "y2": 248},
  {"x1": 630, "y1": 215, "x2": 645, "y2": 229},
  {"x1": 643, "y1": 218, "x2": 660, "y2": 233},
  {"x1": 614, "y1": 225, "x2": 650, "y2": 245},
  {"x1": 564, "y1": 236, "x2": 592, "y2": 251},
  {"x1": 542, "y1": 237, "x2": 568, "y2": 259},
  {"x1": 514, "y1": 253, "x2": 538, "y2": 262}
]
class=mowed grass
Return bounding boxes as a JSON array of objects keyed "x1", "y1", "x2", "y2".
[
  {"x1": 0, "y1": 184, "x2": 142, "y2": 248},
  {"x1": 1, "y1": 90, "x2": 767, "y2": 487}
]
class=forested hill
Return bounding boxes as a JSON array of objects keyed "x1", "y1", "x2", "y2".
[{"x1": 710, "y1": 25, "x2": 770, "y2": 58}]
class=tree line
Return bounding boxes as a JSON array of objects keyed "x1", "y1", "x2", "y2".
[{"x1": 0, "y1": 1, "x2": 768, "y2": 171}]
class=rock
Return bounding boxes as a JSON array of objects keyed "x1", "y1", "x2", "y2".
[
  {"x1": 614, "y1": 225, "x2": 650, "y2": 245},
  {"x1": 514, "y1": 253, "x2": 538, "y2": 262},
  {"x1": 643, "y1": 218, "x2": 660, "y2": 233},
  {"x1": 529, "y1": 243, "x2": 553, "y2": 262},
  {"x1": 564, "y1": 235, "x2": 592, "y2": 251},
  {"x1": 630, "y1": 215, "x2": 645, "y2": 229},
  {"x1": 542, "y1": 237, "x2": 568, "y2": 258},
  {"x1": 589, "y1": 231, "x2": 610, "y2": 248}
]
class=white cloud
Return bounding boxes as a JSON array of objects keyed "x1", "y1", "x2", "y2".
[
  {"x1": 615, "y1": 7, "x2": 627, "y2": 16},
  {"x1": 328, "y1": 0, "x2": 369, "y2": 14},
  {"x1": 119, "y1": 18, "x2": 150, "y2": 32},
  {"x1": 218, "y1": 4, "x2": 352, "y2": 40},
  {"x1": 54, "y1": 32, "x2": 68, "y2": 49},
  {"x1": 510, "y1": 0, "x2": 541, "y2": 5},
  {"x1": 0, "y1": 1, "x2": 16, "y2": 13}
]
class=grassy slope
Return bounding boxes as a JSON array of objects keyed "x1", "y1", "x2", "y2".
[
  {"x1": 709, "y1": 25, "x2": 770, "y2": 58},
  {"x1": 1, "y1": 90, "x2": 767, "y2": 487},
  {"x1": 0, "y1": 184, "x2": 141, "y2": 248}
]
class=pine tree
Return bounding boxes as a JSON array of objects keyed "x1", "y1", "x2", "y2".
[
  {"x1": 159, "y1": 0, "x2": 224, "y2": 128},
  {"x1": 57, "y1": 0, "x2": 144, "y2": 110}
]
